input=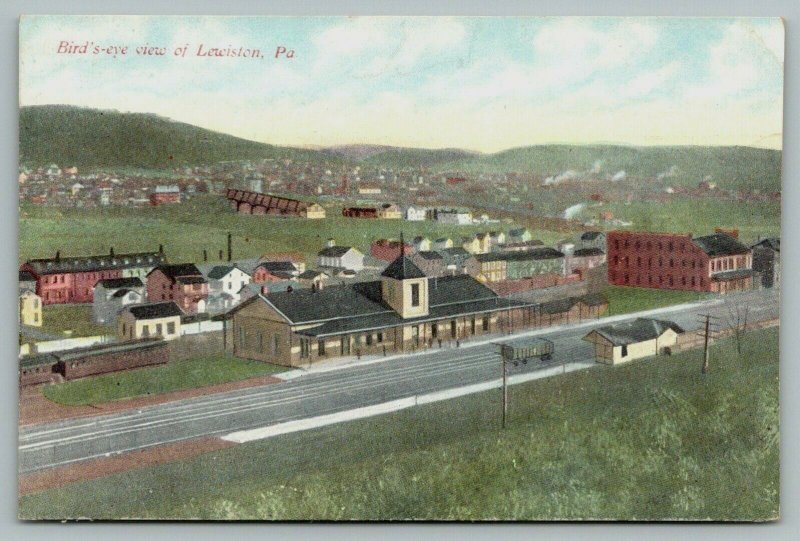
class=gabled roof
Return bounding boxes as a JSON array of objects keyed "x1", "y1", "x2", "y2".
[
  {"x1": 580, "y1": 231, "x2": 604, "y2": 241},
  {"x1": 152, "y1": 263, "x2": 202, "y2": 280},
  {"x1": 126, "y1": 301, "x2": 183, "y2": 320},
  {"x1": 19, "y1": 271, "x2": 36, "y2": 283},
  {"x1": 416, "y1": 251, "x2": 443, "y2": 261},
  {"x1": 96, "y1": 277, "x2": 144, "y2": 290},
  {"x1": 111, "y1": 288, "x2": 143, "y2": 299},
  {"x1": 476, "y1": 247, "x2": 564, "y2": 262},
  {"x1": 381, "y1": 256, "x2": 426, "y2": 280},
  {"x1": 573, "y1": 247, "x2": 605, "y2": 257},
  {"x1": 752, "y1": 238, "x2": 780, "y2": 252},
  {"x1": 23, "y1": 251, "x2": 165, "y2": 276},
  {"x1": 318, "y1": 246, "x2": 357, "y2": 258},
  {"x1": 588, "y1": 318, "x2": 684, "y2": 346},
  {"x1": 239, "y1": 274, "x2": 499, "y2": 326},
  {"x1": 257, "y1": 261, "x2": 297, "y2": 273},
  {"x1": 692, "y1": 234, "x2": 750, "y2": 257},
  {"x1": 206, "y1": 265, "x2": 237, "y2": 280}
]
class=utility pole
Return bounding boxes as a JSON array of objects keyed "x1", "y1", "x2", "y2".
[
  {"x1": 697, "y1": 314, "x2": 722, "y2": 374},
  {"x1": 502, "y1": 351, "x2": 508, "y2": 429}
]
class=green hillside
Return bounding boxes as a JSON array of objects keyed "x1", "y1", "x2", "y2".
[
  {"x1": 361, "y1": 147, "x2": 480, "y2": 169},
  {"x1": 19, "y1": 105, "x2": 334, "y2": 169},
  {"x1": 443, "y1": 144, "x2": 782, "y2": 192}
]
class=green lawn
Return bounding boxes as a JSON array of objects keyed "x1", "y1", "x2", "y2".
[
  {"x1": 603, "y1": 286, "x2": 712, "y2": 316},
  {"x1": 587, "y1": 197, "x2": 780, "y2": 243},
  {"x1": 39, "y1": 305, "x2": 110, "y2": 338},
  {"x1": 41, "y1": 355, "x2": 288, "y2": 406},
  {"x1": 20, "y1": 195, "x2": 539, "y2": 266},
  {"x1": 21, "y1": 327, "x2": 779, "y2": 521}
]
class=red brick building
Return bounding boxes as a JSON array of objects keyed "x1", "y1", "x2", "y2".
[
  {"x1": 370, "y1": 239, "x2": 414, "y2": 262},
  {"x1": 607, "y1": 231, "x2": 755, "y2": 293},
  {"x1": 342, "y1": 207, "x2": 378, "y2": 218},
  {"x1": 20, "y1": 249, "x2": 166, "y2": 305},
  {"x1": 149, "y1": 185, "x2": 181, "y2": 206},
  {"x1": 146, "y1": 263, "x2": 209, "y2": 314}
]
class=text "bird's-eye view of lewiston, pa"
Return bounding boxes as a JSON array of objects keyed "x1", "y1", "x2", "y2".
[{"x1": 17, "y1": 15, "x2": 782, "y2": 521}]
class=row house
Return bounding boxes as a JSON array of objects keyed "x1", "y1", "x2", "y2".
[
  {"x1": 607, "y1": 231, "x2": 756, "y2": 293},
  {"x1": 474, "y1": 248, "x2": 566, "y2": 283},
  {"x1": 146, "y1": 263, "x2": 209, "y2": 314},
  {"x1": 20, "y1": 249, "x2": 165, "y2": 305}
]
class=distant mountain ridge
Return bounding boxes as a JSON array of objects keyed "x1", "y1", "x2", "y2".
[
  {"x1": 321, "y1": 144, "x2": 480, "y2": 167},
  {"x1": 19, "y1": 105, "x2": 781, "y2": 191},
  {"x1": 19, "y1": 105, "x2": 332, "y2": 169}
]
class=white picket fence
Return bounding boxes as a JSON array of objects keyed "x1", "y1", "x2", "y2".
[{"x1": 180, "y1": 320, "x2": 223, "y2": 336}]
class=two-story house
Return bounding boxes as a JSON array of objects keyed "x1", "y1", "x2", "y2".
[{"x1": 146, "y1": 263, "x2": 209, "y2": 314}]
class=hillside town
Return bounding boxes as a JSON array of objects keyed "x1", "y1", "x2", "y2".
[{"x1": 18, "y1": 178, "x2": 781, "y2": 384}]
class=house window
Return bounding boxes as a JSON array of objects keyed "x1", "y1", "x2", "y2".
[
  {"x1": 300, "y1": 338, "x2": 310, "y2": 359},
  {"x1": 411, "y1": 283, "x2": 420, "y2": 307},
  {"x1": 122, "y1": 323, "x2": 126, "y2": 335},
  {"x1": 431, "y1": 324, "x2": 438, "y2": 338},
  {"x1": 482, "y1": 316, "x2": 489, "y2": 331},
  {"x1": 366, "y1": 334, "x2": 373, "y2": 346},
  {"x1": 167, "y1": 322, "x2": 175, "y2": 334},
  {"x1": 239, "y1": 326, "x2": 246, "y2": 349},
  {"x1": 621, "y1": 344, "x2": 628, "y2": 357},
  {"x1": 470, "y1": 318, "x2": 476, "y2": 335},
  {"x1": 450, "y1": 320, "x2": 457, "y2": 338},
  {"x1": 273, "y1": 335, "x2": 280, "y2": 355},
  {"x1": 156, "y1": 323, "x2": 163, "y2": 335},
  {"x1": 142, "y1": 324, "x2": 150, "y2": 337},
  {"x1": 318, "y1": 339, "x2": 326, "y2": 356},
  {"x1": 377, "y1": 332, "x2": 384, "y2": 343}
]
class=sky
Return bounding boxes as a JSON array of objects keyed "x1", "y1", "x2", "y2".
[{"x1": 19, "y1": 16, "x2": 784, "y2": 153}]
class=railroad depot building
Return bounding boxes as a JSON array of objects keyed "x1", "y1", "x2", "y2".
[
  {"x1": 607, "y1": 230, "x2": 756, "y2": 294},
  {"x1": 583, "y1": 318, "x2": 684, "y2": 365},
  {"x1": 230, "y1": 255, "x2": 541, "y2": 367}
]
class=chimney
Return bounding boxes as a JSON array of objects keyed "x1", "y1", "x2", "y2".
[
  {"x1": 227, "y1": 232, "x2": 232, "y2": 262},
  {"x1": 55, "y1": 250, "x2": 61, "y2": 261},
  {"x1": 203, "y1": 249, "x2": 208, "y2": 262},
  {"x1": 109, "y1": 247, "x2": 115, "y2": 257},
  {"x1": 326, "y1": 238, "x2": 336, "y2": 248}
]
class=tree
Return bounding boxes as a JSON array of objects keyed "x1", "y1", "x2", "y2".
[{"x1": 725, "y1": 300, "x2": 750, "y2": 356}]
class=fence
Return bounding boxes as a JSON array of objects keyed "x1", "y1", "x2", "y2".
[
  {"x1": 180, "y1": 320, "x2": 224, "y2": 335},
  {"x1": 29, "y1": 335, "x2": 113, "y2": 355}
]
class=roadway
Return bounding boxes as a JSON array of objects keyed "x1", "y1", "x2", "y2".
[{"x1": 18, "y1": 288, "x2": 779, "y2": 473}]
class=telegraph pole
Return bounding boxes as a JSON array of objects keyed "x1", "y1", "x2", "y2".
[
  {"x1": 697, "y1": 314, "x2": 722, "y2": 374},
  {"x1": 502, "y1": 352, "x2": 508, "y2": 429}
]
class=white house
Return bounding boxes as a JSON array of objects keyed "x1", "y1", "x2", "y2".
[
  {"x1": 92, "y1": 277, "x2": 146, "y2": 324},
  {"x1": 412, "y1": 236, "x2": 432, "y2": 252},
  {"x1": 202, "y1": 265, "x2": 252, "y2": 312},
  {"x1": 405, "y1": 206, "x2": 427, "y2": 221},
  {"x1": 436, "y1": 209, "x2": 473, "y2": 225},
  {"x1": 317, "y1": 241, "x2": 365, "y2": 272}
]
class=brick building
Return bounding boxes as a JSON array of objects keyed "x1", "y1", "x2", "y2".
[
  {"x1": 146, "y1": 263, "x2": 209, "y2": 313},
  {"x1": 20, "y1": 249, "x2": 165, "y2": 305},
  {"x1": 149, "y1": 185, "x2": 181, "y2": 206},
  {"x1": 370, "y1": 239, "x2": 414, "y2": 262},
  {"x1": 607, "y1": 231, "x2": 756, "y2": 293}
]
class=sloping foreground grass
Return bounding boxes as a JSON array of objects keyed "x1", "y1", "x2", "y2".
[
  {"x1": 41, "y1": 355, "x2": 287, "y2": 406},
  {"x1": 20, "y1": 327, "x2": 779, "y2": 520}
]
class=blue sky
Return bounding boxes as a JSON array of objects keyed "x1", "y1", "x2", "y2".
[{"x1": 19, "y1": 16, "x2": 784, "y2": 152}]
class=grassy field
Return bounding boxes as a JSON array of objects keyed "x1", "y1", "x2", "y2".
[
  {"x1": 39, "y1": 305, "x2": 110, "y2": 338},
  {"x1": 603, "y1": 286, "x2": 712, "y2": 316},
  {"x1": 41, "y1": 355, "x2": 287, "y2": 406},
  {"x1": 19, "y1": 195, "x2": 532, "y2": 266},
  {"x1": 588, "y1": 198, "x2": 781, "y2": 243},
  {"x1": 20, "y1": 327, "x2": 779, "y2": 520}
]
